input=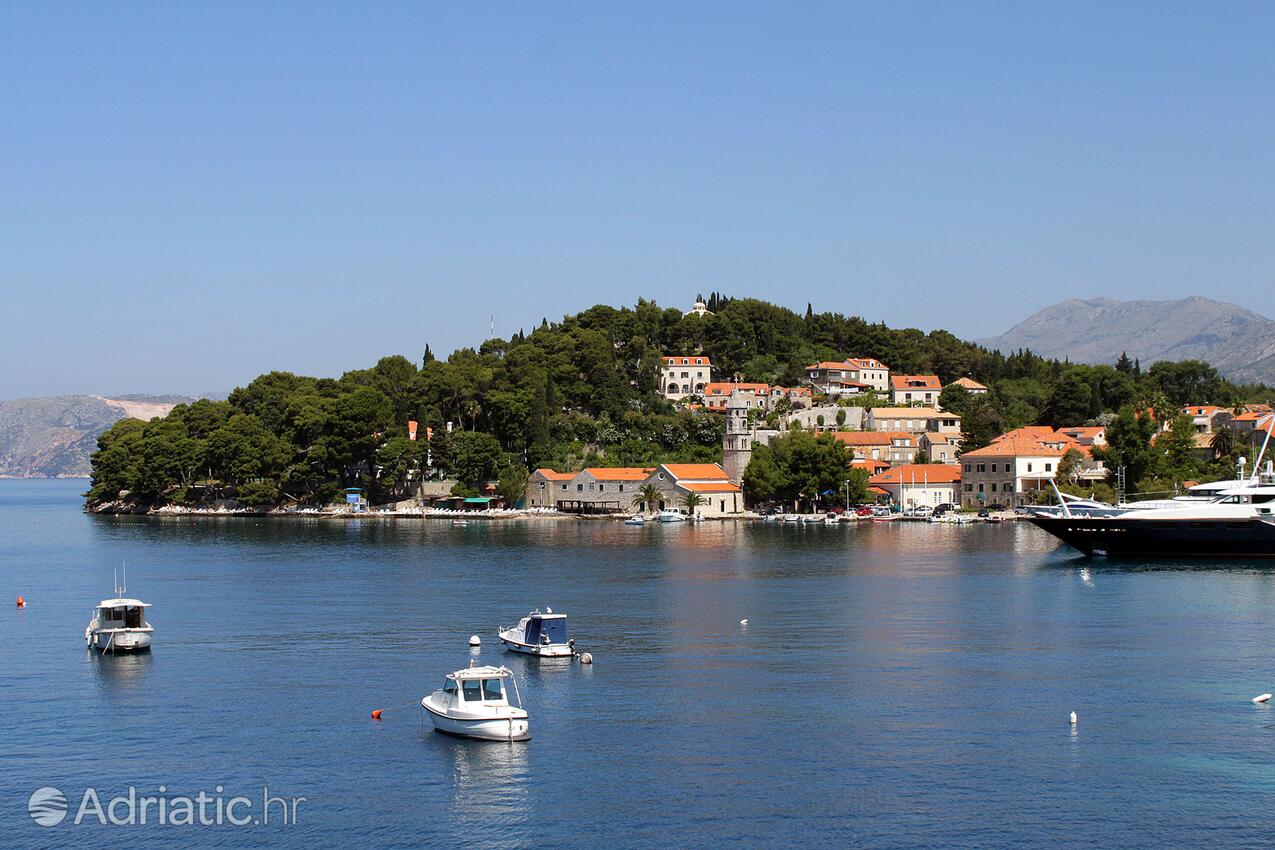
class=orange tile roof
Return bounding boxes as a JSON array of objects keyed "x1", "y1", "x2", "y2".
[
  {"x1": 584, "y1": 467, "x2": 654, "y2": 481},
  {"x1": 994, "y1": 426, "x2": 1056, "y2": 442},
  {"x1": 663, "y1": 355, "x2": 712, "y2": 366},
  {"x1": 833, "y1": 431, "x2": 917, "y2": 446},
  {"x1": 661, "y1": 463, "x2": 729, "y2": 480},
  {"x1": 962, "y1": 435, "x2": 1066, "y2": 458},
  {"x1": 1182, "y1": 405, "x2": 1223, "y2": 416},
  {"x1": 847, "y1": 358, "x2": 888, "y2": 369},
  {"x1": 890, "y1": 375, "x2": 941, "y2": 391},
  {"x1": 702, "y1": 382, "x2": 769, "y2": 396},
  {"x1": 852, "y1": 459, "x2": 891, "y2": 472},
  {"x1": 534, "y1": 468, "x2": 576, "y2": 481},
  {"x1": 949, "y1": 377, "x2": 988, "y2": 390},
  {"x1": 679, "y1": 482, "x2": 742, "y2": 493},
  {"x1": 870, "y1": 464, "x2": 962, "y2": 484},
  {"x1": 1232, "y1": 412, "x2": 1262, "y2": 422},
  {"x1": 807, "y1": 361, "x2": 853, "y2": 371}
]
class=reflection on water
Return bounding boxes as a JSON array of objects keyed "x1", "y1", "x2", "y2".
[{"x1": 8, "y1": 480, "x2": 1275, "y2": 848}]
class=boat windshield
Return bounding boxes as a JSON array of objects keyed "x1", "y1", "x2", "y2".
[
  {"x1": 481, "y1": 679, "x2": 504, "y2": 701},
  {"x1": 461, "y1": 680, "x2": 482, "y2": 702},
  {"x1": 528, "y1": 617, "x2": 568, "y2": 645}
]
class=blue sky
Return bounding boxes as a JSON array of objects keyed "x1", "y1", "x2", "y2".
[{"x1": 4, "y1": 2, "x2": 1275, "y2": 398}]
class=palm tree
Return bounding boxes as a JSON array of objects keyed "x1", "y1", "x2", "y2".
[
  {"x1": 680, "y1": 490, "x2": 705, "y2": 514},
  {"x1": 1210, "y1": 426, "x2": 1236, "y2": 460},
  {"x1": 633, "y1": 484, "x2": 663, "y2": 514}
]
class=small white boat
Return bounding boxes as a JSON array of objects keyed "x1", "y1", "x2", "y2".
[
  {"x1": 421, "y1": 663, "x2": 530, "y2": 741},
  {"x1": 624, "y1": 514, "x2": 646, "y2": 525},
  {"x1": 657, "y1": 508, "x2": 686, "y2": 523},
  {"x1": 498, "y1": 609, "x2": 575, "y2": 657},
  {"x1": 823, "y1": 513, "x2": 840, "y2": 525},
  {"x1": 85, "y1": 570, "x2": 153, "y2": 653}
]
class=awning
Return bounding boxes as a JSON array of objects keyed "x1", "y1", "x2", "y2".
[{"x1": 463, "y1": 497, "x2": 494, "y2": 504}]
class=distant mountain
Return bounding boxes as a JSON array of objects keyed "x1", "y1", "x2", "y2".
[
  {"x1": 0, "y1": 395, "x2": 194, "y2": 478},
  {"x1": 977, "y1": 297, "x2": 1275, "y2": 385}
]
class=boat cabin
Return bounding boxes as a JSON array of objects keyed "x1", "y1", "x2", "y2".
[
  {"x1": 520, "y1": 612, "x2": 568, "y2": 646},
  {"x1": 438, "y1": 666, "x2": 519, "y2": 709},
  {"x1": 95, "y1": 598, "x2": 151, "y2": 629}
]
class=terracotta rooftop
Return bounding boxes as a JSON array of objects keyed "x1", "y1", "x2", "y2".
[
  {"x1": 534, "y1": 468, "x2": 576, "y2": 481},
  {"x1": 962, "y1": 435, "x2": 1067, "y2": 458},
  {"x1": 833, "y1": 431, "x2": 917, "y2": 446},
  {"x1": 662, "y1": 356, "x2": 711, "y2": 366},
  {"x1": 949, "y1": 377, "x2": 988, "y2": 391},
  {"x1": 584, "y1": 467, "x2": 655, "y2": 481},
  {"x1": 870, "y1": 464, "x2": 962, "y2": 485},
  {"x1": 679, "y1": 481, "x2": 742, "y2": 493},
  {"x1": 890, "y1": 375, "x2": 942, "y2": 391},
  {"x1": 660, "y1": 463, "x2": 729, "y2": 480}
]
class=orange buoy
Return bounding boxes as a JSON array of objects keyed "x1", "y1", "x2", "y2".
[
  {"x1": 371, "y1": 709, "x2": 383, "y2": 720},
  {"x1": 15, "y1": 596, "x2": 24, "y2": 608}
]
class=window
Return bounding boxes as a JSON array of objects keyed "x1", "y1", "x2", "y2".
[
  {"x1": 964, "y1": 483, "x2": 973, "y2": 491},
  {"x1": 1045, "y1": 463, "x2": 1053, "y2": 472},
  {"x1": 990, "y1": 463, "x2": 997, "y2": 473},
  {"x1": 1026, "y1": 463, "x2": 1033, "y2": 472},
  {"x1": 461, "y1": 680, "x2": 482, "y2": 702},
  {"x1": 560, "y1": 484, "x2": 567, "y2": 491},
  {"x1": 619, "y1": 484, "x2": 625, "y2": 492},
  {"x1": 577, "y1": 484, "x2": 583, "y2": 492},
  {"x1": 978, "y1": 483, "x2": 984, "y2": 492},
  {"x1": 482, "y1": 679, "x2": 503, "y2": 701},
  {"x1": 964, "y1": 464, "x2": 971, "y2": 472},
  {"x1": 443, "y1": 679, "x2": 458, "y2": 696},
  {"x1": 991, "y1": 484, "x2": 997, "y2": 492},
  {"x1": 977, "y1": 464, "x2": 986, "y2": 473}
]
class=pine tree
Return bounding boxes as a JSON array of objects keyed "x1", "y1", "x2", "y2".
[
  {"x1": 422, "y1": 344, "x2": 435, "y2": 366},
  {"x1": 1116, "y1": 351, "x2": 1133, "y2": 374}
]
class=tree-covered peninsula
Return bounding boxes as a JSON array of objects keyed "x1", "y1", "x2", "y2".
[{"x1": 86, "y1": 295, "x2": 1272, "y2": 512}]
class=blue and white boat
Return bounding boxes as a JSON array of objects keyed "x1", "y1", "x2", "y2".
[{"x1": 497, "y1": 609, "x2": 574, "y2": 657}]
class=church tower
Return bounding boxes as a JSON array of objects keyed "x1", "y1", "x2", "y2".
[{"x1": 722, "y1": 393, "x2": 753, "y2": 485}]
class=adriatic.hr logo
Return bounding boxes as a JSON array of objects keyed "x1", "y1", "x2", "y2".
[{"x1": 27, "y1": 787, "x2": 69, "y2": 826}]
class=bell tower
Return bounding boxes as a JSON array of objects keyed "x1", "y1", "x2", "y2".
[{"x1": 722, "y1": 393, "x2": 753, "y2": 485}]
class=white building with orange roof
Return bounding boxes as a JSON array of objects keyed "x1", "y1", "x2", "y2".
[
  {"x1": 867, "y1": 408, "x2": 962, "y2": 435},
  {"x1": 889, "y1": 375, "x2": 942, "y2": 407},
  {"x1": 960, "y1": 433, "x2": 1068, "y2": 508},
  {"x1": 660, "y1": 355, "x2": 713, "y2": 400},
  {"x1": 525, "y1": 468, "x2": 576, "y2": 509},
  {"x1": 701, "y1": 381, "x2": 770, "y2": 411},
  {"x1": 644, "y1": 463, "x2": 742, "y2": 517},
  {"x1": 870, "y1": 464, "x2": 962, "y2": 509},
  {"x1": 560, "y1": 467, "x2": 655, "y2": 514},
  {"x1": 833, "y1": 431, "x2": 919, "y2": 465}
]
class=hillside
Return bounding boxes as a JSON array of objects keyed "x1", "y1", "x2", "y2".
[
  {"x1": 977, "y1": 297, "x2": 1275, "y2": 384},
  {"x1": 0, "y1": 395, "x2": 191, "y2": 478}
]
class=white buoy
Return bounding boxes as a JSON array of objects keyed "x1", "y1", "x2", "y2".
[
  {"x1": 1070, "y1": 711, "x2": 1078, "y2": 725},
  {"x1": 1253, "y1": 693, "x2": 1272, "y2": 704},
  {"x1": 579, "y1": 652, "x2": 593, "y2": 665},
  {"x1": 468, "y1": 635, "x2": 481, "y2": 647},
  {"x1": 740, "y1": 619, "x2": 748, "y2": 626}
]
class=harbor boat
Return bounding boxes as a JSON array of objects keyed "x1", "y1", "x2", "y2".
[
  {"x1": 657, "y1": 508, "x2": 686, "y2": 523},
  {"x1": 421, "y1": 664, "x2": 530, "y2": 742},
  {"x1": 1030, "y1": 474, "x2": 1275, "y2": 557},
  {"x1": 85, "y1": 570, "x2": 153, "y2": 653},
  {"x1": 624, "y1": 514, "x2": 646, "y2": 525},
  {"x1": 497, "y1": 609, "x2": 575, "y2": 657}
]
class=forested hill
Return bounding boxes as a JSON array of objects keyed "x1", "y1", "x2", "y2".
[{"x1": 85, "y1": 296, "x2": 1271, "y2": 510}]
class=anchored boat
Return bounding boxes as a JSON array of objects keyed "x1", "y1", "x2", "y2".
[
  {"x1": 85, "y1": 569, "x2": 153, "y2": 653},
  {"x1": 421, "y1": 664, "x2": 530, "y2": 741},
  {"x1": 498, "y1": 609, "x2": 574, "y2": 657}
]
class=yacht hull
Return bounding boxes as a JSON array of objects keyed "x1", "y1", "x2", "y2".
[
  {"x1": 86, "y1": 628, "x2": 152, "y2": 652},
  {"x1": 497, "y1": 634, "x2": 573, "y2": 657},
  {"x1": 1028, "y1": 516, "x2": 1275, "y2": 558}
]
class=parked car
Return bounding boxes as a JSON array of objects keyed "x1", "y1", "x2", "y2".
[
  {"x1": 854, "y1": 507, "x2": 873, "y2": 517},
  {"x1": 977, "y1": 507, "x2": 990, "y2": 519},
  {"x1": 933, "y1": 503, "x2": 953, "y2": 517},
  {"x1": 913, "y1": 505, "x2": 934, "y2": 518}
]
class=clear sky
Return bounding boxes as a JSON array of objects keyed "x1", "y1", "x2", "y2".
[{"x1": 4, "y1": 2, "x2": 1275, "y2": 399}]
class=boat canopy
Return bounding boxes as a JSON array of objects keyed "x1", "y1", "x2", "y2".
[
  {"x1": 448, "y1": 664, "x2": 513, "y2": 681},
  {"x1": 524, "y1": 614, "x2": 568, "y2": 645}
]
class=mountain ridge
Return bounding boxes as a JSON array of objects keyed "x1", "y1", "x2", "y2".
[{"x1": 977, "y1": 296, "x2": 1275, "y2": 384}]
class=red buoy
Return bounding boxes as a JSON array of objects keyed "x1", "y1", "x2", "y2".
[
  {"x1": 371, "y1": 709, "x2": 382, "y2": 720},
  {"x1": 15, "y1": 596, "x2": 24, "y2": 608}
]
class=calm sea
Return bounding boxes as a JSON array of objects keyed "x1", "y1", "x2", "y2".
[{"x1": 3, "y1": 479, "x2": 1275, "y2": 848}]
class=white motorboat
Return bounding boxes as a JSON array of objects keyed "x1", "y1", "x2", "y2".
[
  {"x1": 624, "y1": 514, "x2": 646, "y2": 525},
  {"x1": 657, "y1": 508, "x2": 686, "y2": 523},
  {"x1": 498, "y1": 609, "x2": 575, "y2": 657},
  {"x1": 421, "y1": 663, "x2": 530, "y2": 742},
  {"x1": 85, "y1": 570, "x2": 153, "y2": 653}
]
